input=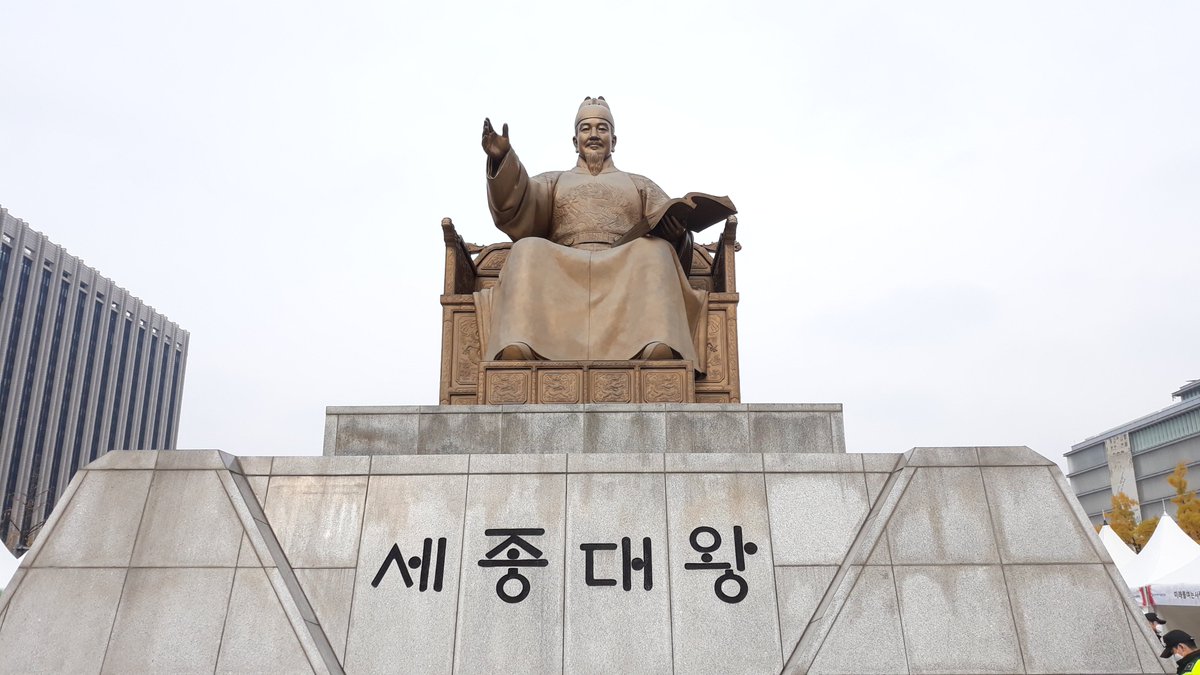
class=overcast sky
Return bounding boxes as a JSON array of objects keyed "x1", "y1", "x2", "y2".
[{"x1": 1, "y1": 1, "x2": 1197, "y2": 469}]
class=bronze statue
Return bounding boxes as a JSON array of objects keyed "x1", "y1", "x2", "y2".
[{"x1": 476, "y1": 97, "x2": 732, "y2": 371}]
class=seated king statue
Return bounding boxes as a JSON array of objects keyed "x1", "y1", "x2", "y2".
[{"x1": 476, "y1": 96, "x2": 722, "y2": 373}]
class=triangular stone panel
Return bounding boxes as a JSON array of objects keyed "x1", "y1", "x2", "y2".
[
  {"x1": 982, "y1": 465, "x2": 1100, "y2": 564},
  {"x1": 894, "y1": 564, "x2": 1023, "y2": 673},
  {"x1": 216, "y1": 566, "x2": 314, "y2": 673},
  {"x1": 0, "y1": 568, "x2": 126, "y2": 673},
  {"x1": 886, "y1": 466, "x2": 999, "y2": 565},
  {"x1": 130, "y1": 470, "x2": 244, "y2": 567},
  {"x1": 1122, "y1": 607, "x2": 1172, "y2": 674},
  {"x1": 1004, "y1": 564, "x2": 1145, "y2": 673},
  {"x1": 808, "y1": 567, "x2": 908, "y2": 674},
  {"x1": 103, "y1": 568, "x2": 236, "y2": 672},
  {"x1": 34, "y1": 470, "x2": 152, "y2": 566},
  {"x1": 295, "y1": 568, "x2": 355, "y2": 663},
  {"x1": 775, "y1": 565, "x2": 837, "y2": 657},
  {"x1": 783, "y1": 449, "x2": 1167, "y2": 674},
  {"x1": 0, "y1": 462, "x2": 345, "y2": 675},
  {"x1": 263, "y1": 475, "x2": 368, "y2": 568}
]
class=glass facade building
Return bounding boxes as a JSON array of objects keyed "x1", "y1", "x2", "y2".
[
  {"x1": 0, "y1": 207, "x2": 189, "y2": 554},
  {"x1": 1066, "y1": 380, "x2": 1200, "y2": 525}
]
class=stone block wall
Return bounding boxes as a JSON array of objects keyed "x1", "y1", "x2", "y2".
[{"x1": 0, "y1": 446, "x2": 1169, "y2": 673}]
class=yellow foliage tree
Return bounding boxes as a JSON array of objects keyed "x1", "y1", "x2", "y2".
[
  {"x1": 1105, "y1": 493, "x2": 1162, "y2": 552},
  {"x1": 1106, "y1": 492, "x2": 1140, "y2": 549},
  {"x1": 1169, "y1": 462, "x2": 1200, "y2": 544},
  {"x1": 1133, "y1": 517, "x2": 1160, "y2": 551}
]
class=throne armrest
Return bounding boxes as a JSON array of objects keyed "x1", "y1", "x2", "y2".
[
  {"x1": 710, "y1": 216, "x2": 738, "y2": 293},
  {"x1": 441, "y1": 217, "x2": 478, "y2": 295}
]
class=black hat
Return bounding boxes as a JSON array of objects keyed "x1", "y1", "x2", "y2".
[
  {"x1": 1161, "y1": 629, "x2": 1195, "y2": 658},
  {"x1": 1146, "y1": 612, "x2": 1167, "y2": 624}
]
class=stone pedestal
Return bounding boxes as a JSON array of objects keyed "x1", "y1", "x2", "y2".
[
  {"x1": 323, "y1": 403, "x2": 847, "y2": 457},
  {"x1": 0, "y1": 438, "x2": 1170, "y2": 674}
]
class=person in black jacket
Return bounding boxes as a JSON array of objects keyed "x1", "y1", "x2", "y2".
[
  {"x1": 1147, "y1": 612, "x2": 1170, "y2": 645},
  {"x1": 1160, "y1": 630, "x2": 1200, "y2": 675}
]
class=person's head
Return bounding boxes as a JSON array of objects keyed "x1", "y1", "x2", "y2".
[
  {"x1": 1161, "y1": 629, "x2": 1197, "y2": 660},
  {"x1": 573, "y1": 96, "x2": 616, "y2": 173},
  {"x1": 1146, "y1": 612, "x2": 1167, "y2": 631}
]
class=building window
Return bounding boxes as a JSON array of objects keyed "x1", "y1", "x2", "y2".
[
  {"x1": 0, "y1": 243, "x2": 12, "y2": 303},
  {"x1": 122, "y1": 326, "x2": 146, "y2": 450},
  {"x1": 105, "y1": 318, "x2": 134, "y2": 454},
  {"x1": 88, "y1": 307, "x2": 121, "y2": 461},
  {"x1": 151, "y1": 336, "x2": 170, "y2": 448},
  {"x1": 164, "y1": 348, "x2": 183, "y2": 447},
  {"x1": 74, "y1": 299, "x2": 107, "y2": 472},
  {"x1": 47, "y1": 288, "x2": 88, "y2": 518},
  {"x1": 1132, "y1": 408, "x2": 1200, "y2": 453},
  {"x1": 0, "y1": 263, "x2": 45, "y2": 526},
  {"x1": 0, "y1": 256, "x2": 34, "y2": 437},
  {"x1": 137, "y1": 333, "x2": 158, "y2": 449},
  {"x1": 2, "y1": 267, "x2": 52, "y2": 535}
]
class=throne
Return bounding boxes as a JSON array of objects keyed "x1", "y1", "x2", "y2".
[{"x1": 438, "y1": 217, "x2": 741, "y2": 405}]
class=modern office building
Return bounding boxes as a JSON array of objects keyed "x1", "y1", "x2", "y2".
[
  {"x1": 0, "y1": 206, "x2": 189, "y2": 554},
  {"x1": 1066, "y1": 379, "x2": 1200, "y2": 525}
]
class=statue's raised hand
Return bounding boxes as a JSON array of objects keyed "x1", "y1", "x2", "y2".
[{"x1": 482, "y1": 118, "x2": 510, "y2": 162}]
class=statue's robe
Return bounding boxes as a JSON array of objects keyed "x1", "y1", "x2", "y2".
[{"x1": 476, "y1": 150, "x2": 708, "y2": 371}]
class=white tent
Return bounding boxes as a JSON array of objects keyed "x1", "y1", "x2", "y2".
[
  {"x1": 1099, "y1": 523, "x2": 1137, "y2": 581},
  {"x1": 1125, "y1": 515, "x2": 1200, "y2": 588},
  {"x1": 1149, "y1": 536, "x2": 1200, "y2": 607},
  {"x1": 1098, "y1": 525, "x2": 1149, "y2": 609},
  {"x1": 1155, "y1": 555, "x2": 1200, "y2": 585},
  {"x1": 1099, "y1": 524, "x2": 1140, "y2": 586},
  {"x1": 1101, "y1": 515, "x2": 1200, "y2": 632},
  {"x1": 0, "y1": 547, "x2": 19, "y2": 591}
]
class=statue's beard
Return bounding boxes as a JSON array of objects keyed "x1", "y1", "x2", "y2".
[{"x1": 580, "y1": 146, "x2": 608, "y2": 175}]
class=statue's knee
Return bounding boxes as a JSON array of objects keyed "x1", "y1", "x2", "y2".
[
  {"x1": 496, "y1": 343, "x2": 535, "y2": 361},
  {"x1": 639, "y1": 342, "x2": 678, "y2": 360},
  {"x1": 509, "y1": 237, "x2": 551, "y2": 255}
]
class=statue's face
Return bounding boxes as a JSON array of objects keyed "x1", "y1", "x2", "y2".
[{"x1": 572, "y1": 118, "x2": 616, "y2": 158}]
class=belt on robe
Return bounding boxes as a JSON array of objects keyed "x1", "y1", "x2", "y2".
[{"x1": 554, "y1": 231, "x2": 623, "y2": 247}]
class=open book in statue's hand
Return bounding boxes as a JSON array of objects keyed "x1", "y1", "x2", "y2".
[{"x1": 614, "y1": 192, "x2": 737, "y2": 247}]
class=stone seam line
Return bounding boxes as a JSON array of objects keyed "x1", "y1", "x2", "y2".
[
  {"x1": 222, "y1": 460, "x2": 344, "y2": 675},
  {"x1": 782, "y1": 454, "x2": 914, "y2": 673}
]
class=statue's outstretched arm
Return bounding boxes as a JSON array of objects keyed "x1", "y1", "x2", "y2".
[
  {"x1": 482, "y1": 119, "x2": 553, "y2": 240},
  {"x1": 481, "y1": 118, "x2": 511, "y2": 177}
]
